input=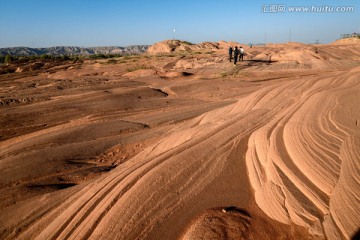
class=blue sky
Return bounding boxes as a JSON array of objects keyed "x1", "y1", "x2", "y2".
[{"x1": 0, "y1": 0, "x2": 359, "y2": 48}]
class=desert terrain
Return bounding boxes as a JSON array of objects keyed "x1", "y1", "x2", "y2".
[{"x1": 0, "y1": 39, "x2": 359, "y2": 240}]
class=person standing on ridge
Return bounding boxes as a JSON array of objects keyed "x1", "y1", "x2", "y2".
[
  {"x1": 239, "y1": 46, "x2": 245, "y2": 61},
  {"x1": 233, "y1": 46, "x2": 239, "y2": 65},
  {"x1": 228, "y1": 46, "x2": 233, "y2": 62}
]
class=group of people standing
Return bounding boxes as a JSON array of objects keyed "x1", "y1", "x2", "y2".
[{"x1": 228, "y1": 46, "x2": 245, "y2": 65}]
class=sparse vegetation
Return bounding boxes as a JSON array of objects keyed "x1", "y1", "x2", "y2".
[
  {"x1": 106, "y1": 59, "x2": 118, "y2": 64},
  {"x1": 220, "y1": 68, "x2": 242, "y2": 78},
  {"x1": 220, "y1": 68, "x2": 255, "y2": 78},
  {"x1": 89, "y1": 54, "x2": 122, "y2": 59},
  {"x1": 0, "y1": 53, "x2": 141, "y2": 64},
  {"x1": 61, "y1": 55, "x2": 70, "y2": 61},
  {"x1": 220, "y1": 71, "x2": 229, "y2": 78},
  {"x1": 17, "y1": 57, "x2": 31, "y2": 63},
  {"x1": 0, "y1": 53, "x2": 139, "y2": 74},
  {"x1": 165, "y1": 53, "x2": 176, "y2": 57},
  {"x1": 179, "y1": 40, "x2": 194, "y2": 45},
  {"x1": 126, "y1": 65, "x2": 147, "y2": 72},
  {"x1": 126, "y1": 65, "x2": 152, "y2": 72},
  {"x1": 4, "y1": 55, "x2": 12, "y2": 64},
  {"x1": 40, "y1": 54, "x2": 51, "y2": 60},
  {"x1": 122, "y1": 56, "x2": 131, "y2": 60}
]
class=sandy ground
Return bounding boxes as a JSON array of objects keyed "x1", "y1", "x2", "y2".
[{"x1": 0, "y1": 40, "x2": 359, "y2": 240}]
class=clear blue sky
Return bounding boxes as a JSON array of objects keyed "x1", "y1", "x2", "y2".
[{"x1": 0, "y1": 0, "x2": 359, "y2": 48}]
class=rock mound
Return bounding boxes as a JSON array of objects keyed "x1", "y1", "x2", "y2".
[
  {"x1": 331, "y1": 38, "x2": 360, "y2": 45},
  {"x1": 245, "y1": 41, "x2": 360, "y2": 70},
  {"x1": 147, "y1": 40, "x2": 196, "y2": 54},
  {"x1": 181, "y1": 207, "x2": 313, "y2": 240},
  {"x1": 147, "y1": 40, "x2": 242, "y2": 54}
]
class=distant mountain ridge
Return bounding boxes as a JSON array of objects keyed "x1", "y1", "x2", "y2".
[{"x1": 0, "y1": 45, "x2": 149, "y2": 56}]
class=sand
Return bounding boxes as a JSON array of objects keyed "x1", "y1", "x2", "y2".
[{"x1": 0, "y1": 40, "x2": 359, "y2": 240}]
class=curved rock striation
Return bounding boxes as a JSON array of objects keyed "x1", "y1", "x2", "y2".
[{"x1": 246, "y1": 67, "x2": 360, "y2": 239}]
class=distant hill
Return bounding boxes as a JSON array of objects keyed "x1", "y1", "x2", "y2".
[
  {"x1": 331, "y1": 37, "x2": 360, "y2": 45},
  {"x1": 147, "y1": 40, "x2": 242, "y2": 54},
  {"x1": 0, "y1": 45, "x2": 149, "y2": 56}
]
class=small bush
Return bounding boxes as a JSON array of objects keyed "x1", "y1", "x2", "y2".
[
  {"x1": 40, "y1": 54, "x2": 51, "y2": 60},
  {"x1": 61, "y1": 55, "x2": 70, "y2": 60},
  {"x1": 19, "y1": 57, "x2": 31, "y2": 62},
  {"x1": 220, "y1": 71, "x2": 229, "y2": 78},
  {"x1": 4, "y1": 55, "x2": 12, "y2": 64},
  {"x1": 180, "y1": 40, "x2": 194, "y2": 45},
  {"x1": 126, "y1": 65, "x2": 152, "y2": 72},
  {"x1": 163, "y1": 53, "x2": 176, "y2": 57},
  {"x1": 219, "y1": 68, "x2": 242, "y2": 78},
  {"x1": 106, "y1": 59, "x2": 117, "y2": 64},
  {"x1": 89, "y1": 54, "x2": 107, "y2": 59}
]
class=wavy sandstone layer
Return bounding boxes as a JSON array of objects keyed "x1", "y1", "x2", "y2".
[
  {"x1": 246, "y1": 67, "x2": 360, "y2": 239},
  {"x1": 0, "y1": 41, "x2": 359, "y2": 240}
]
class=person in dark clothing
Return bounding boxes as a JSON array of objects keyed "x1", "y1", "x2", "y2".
[
  {"x1": 233, "y1": 46, "x2": 239, "y2": 65},
  {"x1": 228, "y1": 46, "x2": 233, "y2": 62}
]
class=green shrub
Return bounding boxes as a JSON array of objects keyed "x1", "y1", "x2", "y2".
[
  {"x1": 4, "y1": 55, "x2": 12, "y2": 64},
  {"x1": 180, "y1": 40, "x2": 194, "y2": 45},
  {"x1": 40, "y1": 54, "x2": 52, "y2": 60},
  {"x1": 106, "y1": 59, "x2": 117, "y2": 64},
  {"x1": 87, "y1": 53, "x2": 124, "y2": 60},
  {"x1": 61, "y1": 55, "x2": 70, "y2": 60},
  {"x1": 18, "y1": 57, "x2": 30, "y2": 63}
]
